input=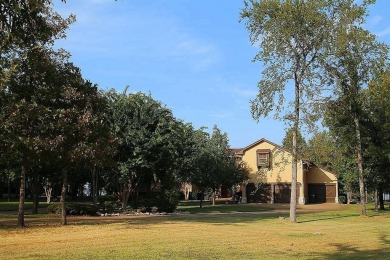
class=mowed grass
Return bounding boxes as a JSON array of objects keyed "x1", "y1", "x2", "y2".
[
  {"x1": 0, "y1": 201, "x2": 49, "y2": 211},
  {"x1": 0, "y1": 204, "x2": 389, "y2": 259}
]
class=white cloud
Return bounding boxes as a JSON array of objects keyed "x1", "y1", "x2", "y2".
[
  {"x1": 55, "y1": 2, "x2": 221, "y2": 72},
  {"x1": 376, "y1": 26, "x2": 390, "y2": 37},
  {"x1": 368, "y1": 15, "x2": 383, "y2": 27},
  {"x1": 232, "y1": 88, "x2": 257, "y2": 98}
]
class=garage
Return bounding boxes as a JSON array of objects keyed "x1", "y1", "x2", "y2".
[
  {"x1": 274, "y1": 184, "x2": 291, "y2": 203},
  {"x1": 246, "y1": 183, "x2": 300, "y2": 203},
  {"x1": 246, "y1": 183, "x2": 271, "y2": 203},
  {"x1": 308, "y1": 184, "x2": 336, "y2": 203}
]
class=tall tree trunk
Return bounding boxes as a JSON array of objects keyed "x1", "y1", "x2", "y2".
[
  {"x1": 31, "y1": 173, "x2": 39, "y2": 214},
  {"x1": 44, "y1": 183, "x2": 52, "y2": 203},
  {"x1": 92, "y1": 169, "x2": 98, "y2": 207},
  {"x1": 0, "y1": 176, "x2": 3, "y2": 199},
  {"x1": 60, "y1": 169, "x2": 68, "y2": 225},
  {"x1": 121, "y1": 180, "x2": 131, "y2": 210},
  {"x1": 374, "y1": 188, "x2": 378, "y2": 212},
  {"x1": 17, "y1": 165, "x2": 26, "y2": 227},
  {"x1": 7, "y1": 175, "x2": 11, "y2": 202},
  {"x1": 378, "y1": 187, "x2": 384, "y2": 210},
  {"x1": 212, "y1": 188, "x2": 216, "y2": 206},
  {"x1": 290, "y1": 74, "x2": 299, "y2": 223},
  {"x1": 199, "y1": 190, "x2": 203, "y2": 208},
  {"x1": 347, "y1": 191, "x2": 352, "y2": 204},
  {"x1": 353, "y1": 116, "x2": 367, "y2": 216}
]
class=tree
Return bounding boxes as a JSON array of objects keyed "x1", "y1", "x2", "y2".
[
  {"x1": 322, "y1": 0, "x2": 388, "y2": 216},
  {"x1": 241, "y1": 0, "x2": 337, "y2": 222},
  {"x1": 187, "y1": 128, "x2": 214, "y2": 208},
  {"x1": 51, "y1": 65, "x2": 106, "y2": 225},
  {"x1": 105, "y1": 89, "x2": 186, "y2": 210},
  {"x1": 0, "y1": 0, "x2": 74, "y2": 94},
  {"x1": 305, "y1": 131, "x2": 337, "y2": 171},
  {"x1": 0, "y1": 0, "x2": 73, "y2": 227},
  {"x1": 0, "y1": 0, "x2": 71, "y2": 51},
  {"x1": 187, "y1": 126, "x2": 248, "y2": 208},
  {"x1": 2, "y1": 47, "x2": 69, "y2": 226},
  {"x1": 282, "y1": 128, "x2": 307, "y2": 159},
  {"x1": 365, "y1": 69, "x2": 390, "y2": 210}
]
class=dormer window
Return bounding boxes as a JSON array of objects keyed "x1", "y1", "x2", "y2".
[{"x1": 257, "y1": 149, "x2": 270, "y2": 168}]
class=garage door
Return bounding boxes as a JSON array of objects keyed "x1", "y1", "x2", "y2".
[
  {"x1": 274, "y1": 184, "x2": 291, "y2": 203},
  {"x1": 246, "y1": 183, "x2": 271, "y2": 203},
  {"x1": 325, "y1": 184, "x2": 336, "y2": 203},
  {"x1": 308, "y1": 184, "x2": 336, "y2": 203}
]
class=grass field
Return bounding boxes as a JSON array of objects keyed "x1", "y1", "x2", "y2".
[{"x1": 0, "y1": 203, "x2": 389, "y2": 259}]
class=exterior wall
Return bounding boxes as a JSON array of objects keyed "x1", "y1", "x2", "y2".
[
  {"x1": 244, "y1": 141, "x2": 295, "y2": 183},
  {"x1": 241, "y1": 140, "x2": 306, "y2": 204},
  {"x1": 306, "y1": 165, "x2": 338, "y2": 203},
  {"x1": 306, "y1": 165, "x2": 337, "y2": 184}
]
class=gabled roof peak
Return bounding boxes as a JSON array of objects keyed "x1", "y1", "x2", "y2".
[{"x1": 233, "y1": 138, "x2": 290, "y2": 155}]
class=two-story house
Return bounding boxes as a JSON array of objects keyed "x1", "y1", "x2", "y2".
[{"x1": 233, "y1": 138, "x2": 338, "y2": 204}]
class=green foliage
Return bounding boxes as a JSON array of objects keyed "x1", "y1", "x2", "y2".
[
  {"x1": 0, "y1": 0, "x2": 73, "y2": 52},
  {"x1": 188, "y1": 126, "x2": 249, "y2": 207},
  {"x1": 47, "y1": 203, "x2": 98, "y2": 216},
  {"x1": 153, "y1": 189, "x2": 179, "y2": 213},
  {"x1": 322, "y1": 0, "x2": 388, "y2": 215},
  {"x1": 99, "y1": 195, "x2": 117, "y2": 204},
  {"x1": 306, "y1": 131, "x2": 337, "y2": 170},
  {"x1": 104, "y1": 89, "x2": 192, "y2": 209},
  {"x1": 241, "y1": 0, "x2": 334, "y2": 122},
  {"x1": 131, "y1": 190, "x2": 179, "y2": 213},
  {"x1": 241, "y1": 0, "x2": 339, "y2": 222},
  {"x1": 47, "y1": 203, "x2": 61, "y2": 214},
  {"x1": 282, "y1": 128, "x2": 307, "y2": 159},
  {"x1": 363, "y1": 69, "x2": 390, "y2": 199},
  {"x1": 102, "y1": 201, "x2": 121, "y2": 214},
  {"x1": 338, "y1": 195, "x2": 347, "y2": 204}
]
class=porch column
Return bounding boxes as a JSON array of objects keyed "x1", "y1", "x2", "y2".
[
  {"x1": 271, "y1": 183, "x2": 275, "y2": 204},
  {"x1": 298, "y1": 183, "x2": 306, "y2": 205},
  {"x1": 335, "y1": 181, "x2": 339, "y2": 203},
  {"x1": 241, "y1": 183, "x2": 247, "y2": 203}
]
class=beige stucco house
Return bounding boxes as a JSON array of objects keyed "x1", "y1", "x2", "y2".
[{"x1": 233, "y1": 138, "x2": 338, "y2": 204}]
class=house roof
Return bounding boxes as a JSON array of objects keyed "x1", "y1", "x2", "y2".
[
  {"x1": 231, "y1": 138, "x2": 338, "y2": 177},
  {"x1": 229, "y1": 148, "x2": 244, "y2": 155},
  {"x1": 233, "y1": 138, "x2": 291, "y2": 155}
]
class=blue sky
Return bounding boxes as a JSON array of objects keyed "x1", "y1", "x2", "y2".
[{"x1": 54, "y1": 0, "x2": 390, "y2": 148}]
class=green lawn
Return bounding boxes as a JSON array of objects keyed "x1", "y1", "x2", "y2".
[
  {"x1": 0, "y1": 201, "x2": 49, "y2": 211},
  {"x1": 0, "y1": 203, "x2": 389, "y2": 259}
]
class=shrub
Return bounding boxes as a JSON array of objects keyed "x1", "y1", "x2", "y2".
[
  {"x1": 98, "y1": 195, "x2": 117, "y2": 204},
  {"x1": 131, "y1": 190, "x2": 180, "y2": 213},
  {"x1": 47, "y1": 203, "x2": 61, "y2": 214},
  {"x1": 47, "y1": 203, "x2": 98, "y2": 216},
  {"x1": 102, "y1": 201, "x2": 121, "y2": 213},
  {"x1": 338, "y1": 195, "x2": 347, "y2": 204},
  {"x1": 154, "y1": 189, "x2": 179, "y2": 213}
]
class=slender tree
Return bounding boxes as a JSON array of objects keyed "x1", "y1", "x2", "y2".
[
  {"x1": 365, "y1": 69, "x2": 390, "y2": 210},
  {"x1": 282, "y1": 128, "x2": 307, "y2": 159},
  {"x1": 322, "y1": 0, "x2": 388, "y2": 216},
  {"x1": 241, "y1": 0, "x2": 336, "y2": 222}
]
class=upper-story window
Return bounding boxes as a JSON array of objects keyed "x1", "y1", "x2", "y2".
[{"x1": 257, "y1": 149, "x2": 270, "y2": 168}]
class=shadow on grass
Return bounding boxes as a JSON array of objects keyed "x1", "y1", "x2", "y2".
[
  {"x1": 0, "y1": 202, "x2": 383, "y2": 229},
  {"x1": 380, "y1": 233, "x2": 390, "y2": 245},
  {"x1": 318, "y1": 243, "x2": 390, "y2": 259},
  {"x1": 297, "y1": 213, "x2": 359, "y2": 223}
]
